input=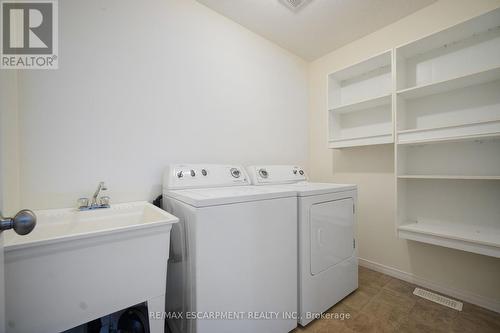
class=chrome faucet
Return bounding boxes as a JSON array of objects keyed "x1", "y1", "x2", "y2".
[{"x1": 77, "y1": 181, "x2": 110, "y2": 210}]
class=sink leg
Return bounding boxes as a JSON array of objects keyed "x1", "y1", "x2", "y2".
[{"x1": 148, "y1": 294, "x2": 166, "y2": 333}]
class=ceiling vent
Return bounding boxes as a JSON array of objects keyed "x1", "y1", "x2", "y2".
[{"x1": 279, "y1": 0, "x2": 312, "y2": 12}]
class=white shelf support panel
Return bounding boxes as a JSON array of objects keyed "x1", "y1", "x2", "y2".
[
  {"x1": 327, "y1": 50, "x2": 393, "y2": 149},
  {"x1": 394, "y1": 8, "x2": 500, "y2": 258}
]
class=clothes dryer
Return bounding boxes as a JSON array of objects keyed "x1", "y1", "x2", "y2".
[{"x1": 247, "y1": 165, "x2": 358, "y2": 326}]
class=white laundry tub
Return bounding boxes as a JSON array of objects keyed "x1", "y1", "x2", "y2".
[{"x1": 4, "y1": 201, "x2": 178, "y2": 333}]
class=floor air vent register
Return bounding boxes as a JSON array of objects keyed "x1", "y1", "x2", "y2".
[{"x1": 413, "y1": 287, "x2": 463, "y2": 311}]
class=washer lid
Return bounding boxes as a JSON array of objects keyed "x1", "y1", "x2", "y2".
[{"x1": 165, "y1": 185, "x2": 296, "y2": 207}]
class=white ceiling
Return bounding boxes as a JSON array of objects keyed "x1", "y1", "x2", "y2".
[{"x1": 196, "y1": 0, "x2": 437, "y2": 60}]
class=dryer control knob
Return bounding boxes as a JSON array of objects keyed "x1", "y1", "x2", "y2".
[
  {"x1": 190, "y1": 170, "x2": 196, "y2": 177},
  {"x1": 299, "y1": 170, "x2": 304, "y2": 175},
  {"x1": 201, "y1": 169, "x2": 208, "y2": 176},
  {"x1": 177, "y1": 171, "x2": 184, "y2": 178}
]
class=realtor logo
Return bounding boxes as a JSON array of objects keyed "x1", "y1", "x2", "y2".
[{"x1": 1, "y1": 0, "x2": 58, "y2": 69}]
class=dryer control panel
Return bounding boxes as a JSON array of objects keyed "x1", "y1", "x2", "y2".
[
  {"x1": 163, "y1": 164, "x2": 250, "y2": 190},
  {"x1": 246, "y1": 165, "x2": 307, "y2": 185}
]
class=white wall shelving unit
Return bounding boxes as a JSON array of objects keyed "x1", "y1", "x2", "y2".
[
  {"x1": 326, "y1": 8, "x2": 500, "y2": 257},
  {"x1": 327, "y1": 50, "x2": 393, "y2": 148},
  {"x1": 394, "y1": 8, "x2": 500, "y2": 258}
]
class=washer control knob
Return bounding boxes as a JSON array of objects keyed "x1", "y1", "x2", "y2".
[
  {"x1": 201, "y1": 169, "x2": 208, "y2": 176},
  {"x1": 259, "y1": 168, "x2": 269, "y2": 178},
  {"x1": 299, "y1": 170, "x2": 304, "y2": 175},
  {"x1": 177, "y1": 171, "x2": 184, "y2": 178},
  {"x1": 230, "y1": 168, "x2": 241, "y2": 178},
  {"x1": 190, "y1": 169, "x2": 196, "y2": 177}
]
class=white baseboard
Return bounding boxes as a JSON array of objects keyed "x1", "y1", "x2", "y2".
[{"x1": 358, "y1": 257, "x2": 500, "y2": 314}]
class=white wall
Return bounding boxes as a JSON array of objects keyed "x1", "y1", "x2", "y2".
[
  {"x1": 14, "y1": 0, "x2": 308, "y2": 209},
  {"x1": 309, "y1": 0, "x2": 500, "y2": 311}
]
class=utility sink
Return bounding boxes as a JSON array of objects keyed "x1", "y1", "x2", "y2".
[
  {"x1": 4, "y1": 201, "x2": 177, "y2": 250},
  {"x1": 4, "y1": 201, "x2": 178, "y2": 333}
]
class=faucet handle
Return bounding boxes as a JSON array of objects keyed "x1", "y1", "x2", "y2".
[
  {"x1": 99, "y1": 196, "x2": 110, "y2": 207},
  {"x1": 77, "y1": 198, "x2": 89, "y2": 209}
]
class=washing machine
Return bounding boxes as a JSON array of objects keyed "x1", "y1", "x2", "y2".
[
  {"x1": 162, "y1": 164, "x2": 298, "y2": 333},
  {"x1": 246, "y1": 165, "x2": 358, "y2": 326}
]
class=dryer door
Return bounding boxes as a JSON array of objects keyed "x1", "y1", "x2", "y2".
[{"x1": 310, "y1": 198, "x2": 354, "y2": 275}]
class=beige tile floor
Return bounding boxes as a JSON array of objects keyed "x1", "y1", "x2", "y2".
[{"x1": 293, "y1": 266, "x2": 500, "y2": 333}]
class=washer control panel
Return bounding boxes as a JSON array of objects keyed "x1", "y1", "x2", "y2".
[
  {"x1": 246, "y1": 165, "x2": 307, "y2": 185},
  {"x1": 164, "y1": 164, "x2": 249, "y2": 190}
]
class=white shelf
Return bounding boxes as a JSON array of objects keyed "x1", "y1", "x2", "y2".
[
  {"x1": 397, "y1": 66, "x2": 500, "y2": 100},
  {"x1": 396, "y1": 139, "x2": 500, "y2": 176},
  {"x1": 329, "y1": 133, "x2": 392, "y2": 149},
  {"x1": 397, "y1": 119, "x2": 500, "y2": 145},
  {"x1": 398, "y1": 221, "x2": 500, "y2": 258},
  {"x1": 396, "y1": 10, "x2": 500, "y2": 58},
  {"x1": 395, "y1": 9, "x2": 500, "y2": 90},
  {"x1": 398, "y1": 175, "x2": 500, "y2": 180},
  {"x1": 397, "y1": 133, "x2": 500, "y2": 146},
  {"x1": 330, "y1": 51, "x2": 392, "y2": 81},
  {"x1": 329, "y1": 94, "x2": 391, "y2": 114},
  {"x1": 396, "y1": 176, "x2": 500, "y2": 258}
]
